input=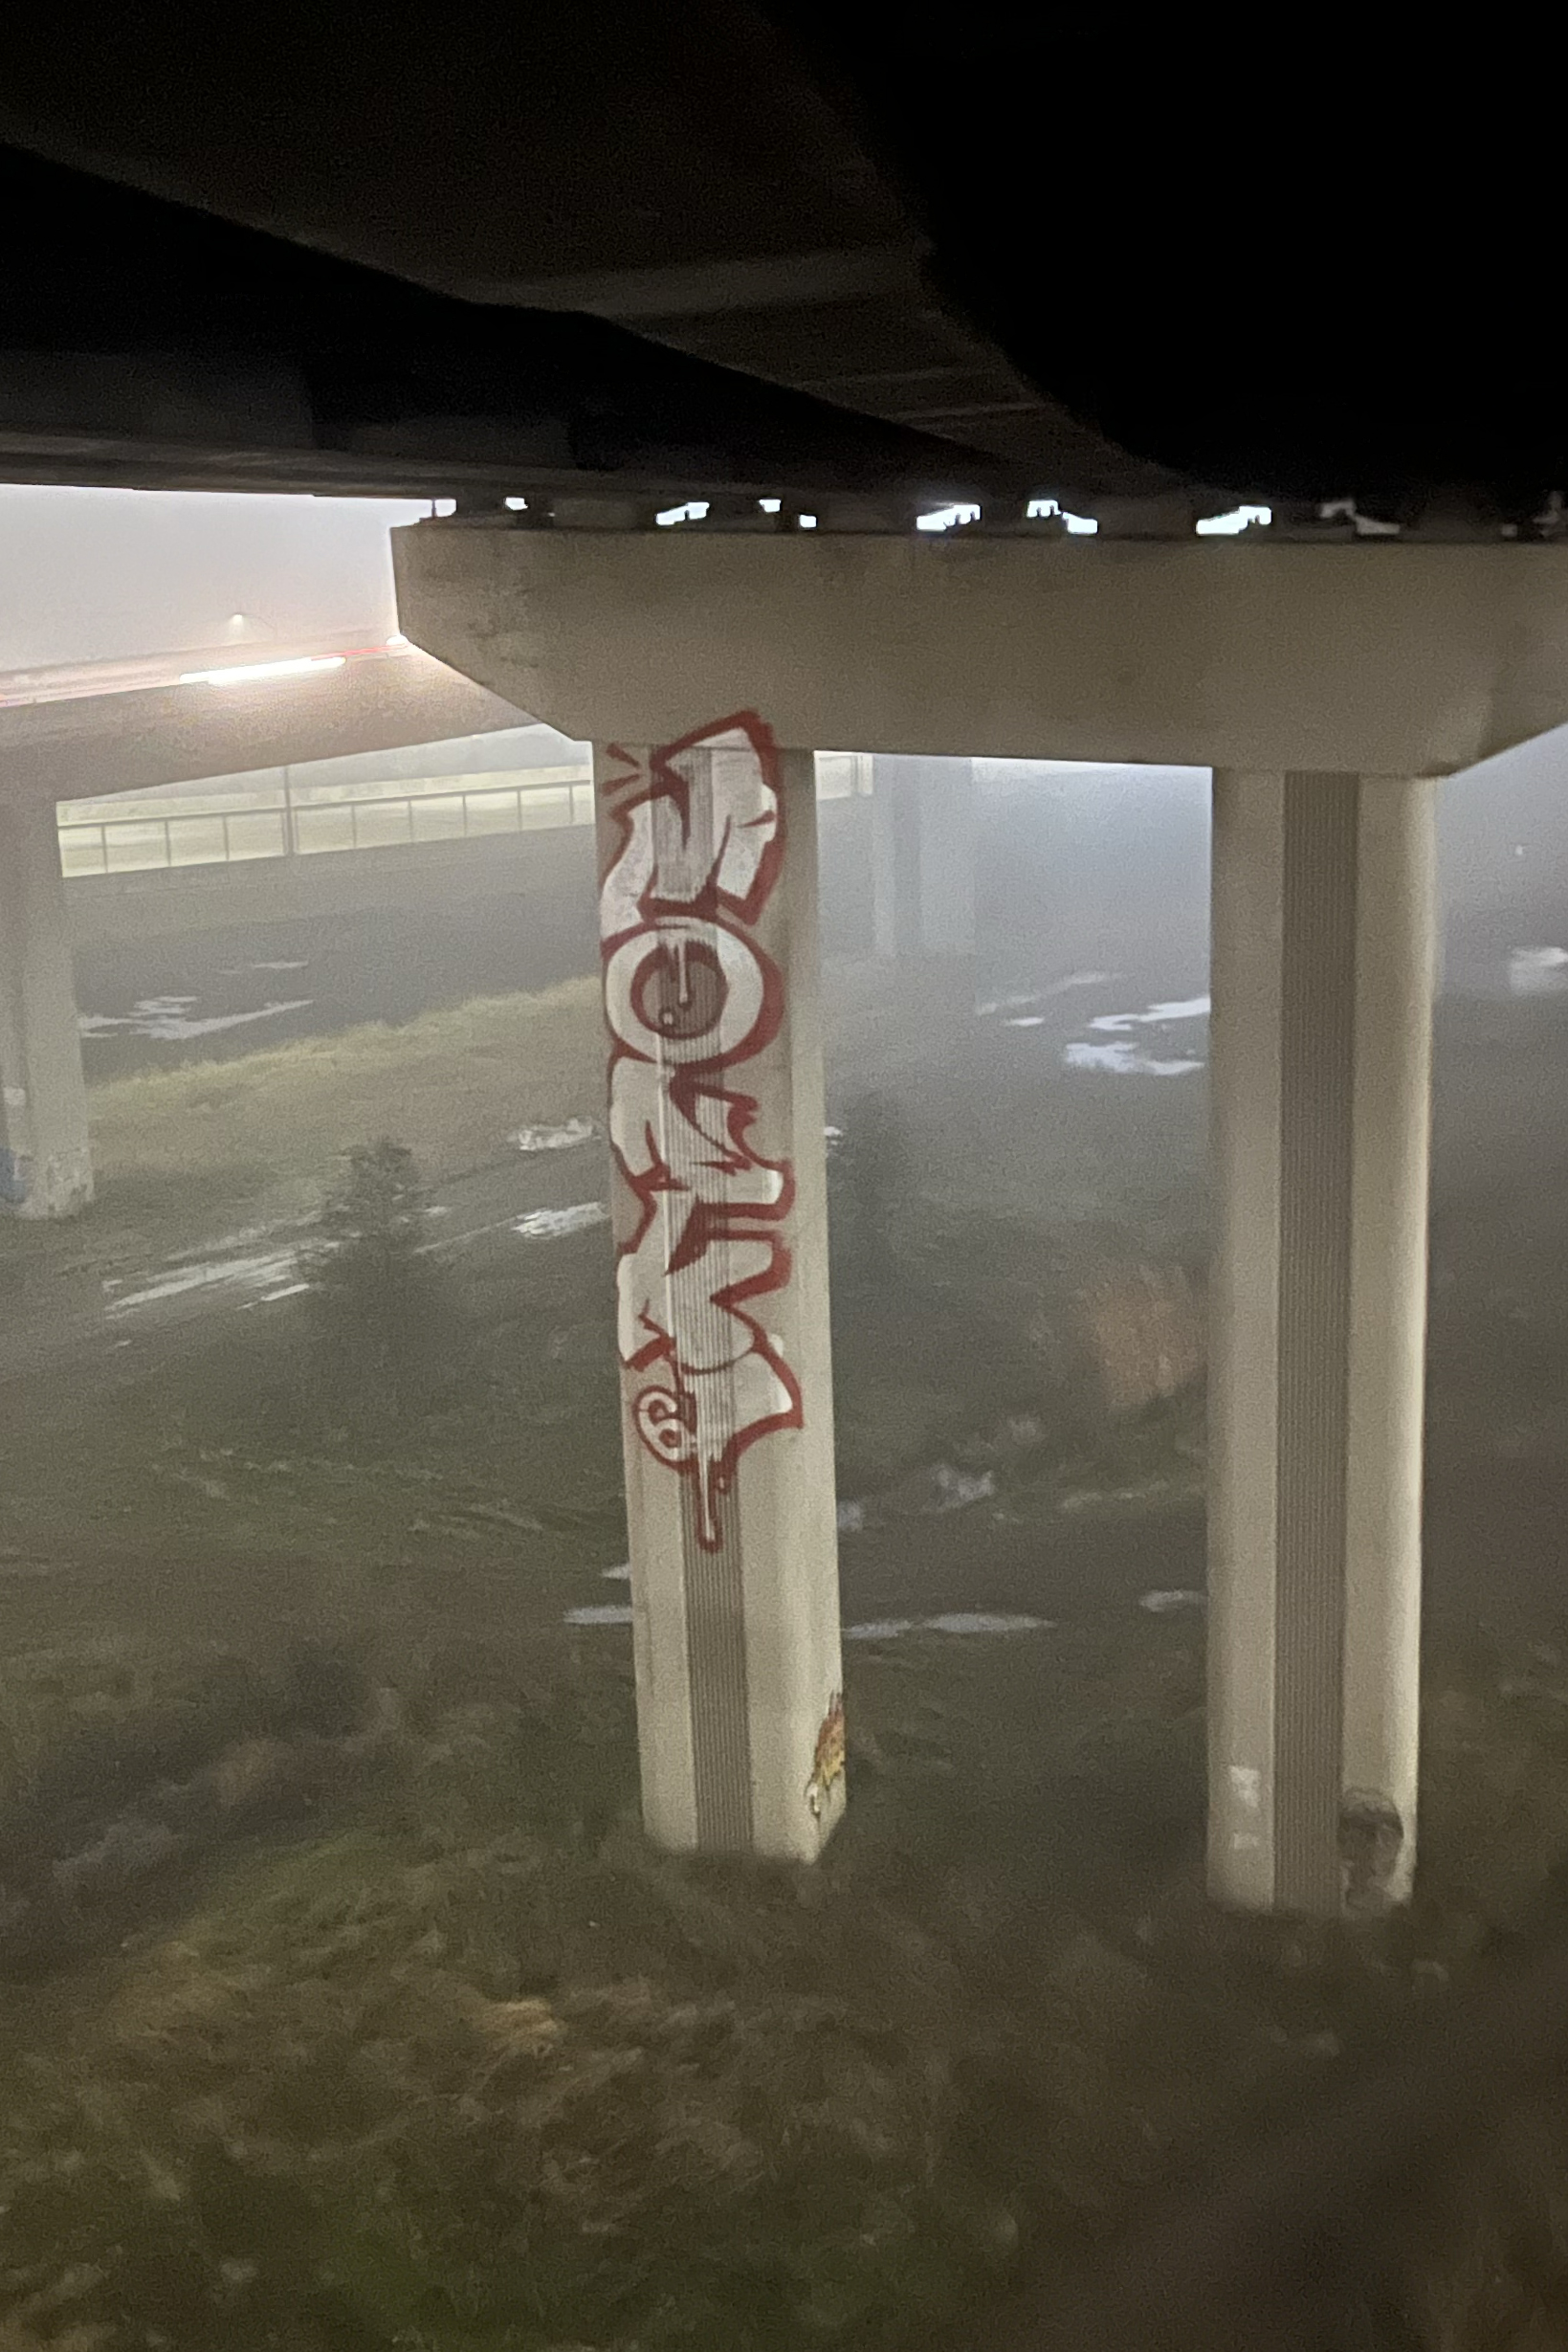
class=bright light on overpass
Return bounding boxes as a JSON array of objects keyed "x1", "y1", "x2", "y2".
[{"x1": 178, "y1": 655, "x2": 347, "y2": 688}]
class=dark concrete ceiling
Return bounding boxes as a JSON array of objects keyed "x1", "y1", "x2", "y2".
[{"x1": 0, "y1": 6, "x2": 1559, "y2": 523}]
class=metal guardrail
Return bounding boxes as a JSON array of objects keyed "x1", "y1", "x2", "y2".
[
  {"x1": 58, "y1": 774, "x2": 598, "y2": 878},
  {"x1": 57, "y1": 752, "x2": 872, "y2": 880}
]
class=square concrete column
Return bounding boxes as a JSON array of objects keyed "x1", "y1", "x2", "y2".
[
  {"x1": 1208, "y1": 772, "x2": 1434, "y2": 1916},
  {"x1": 0, "y1": 795, "x2": 92, "y2": 1219},
  {"x1": 596, "y1": 714, "x2": 845, "y2": 1859},
  {"x1": 871, "y1": 754, "x2": 977, "y2": 965}
]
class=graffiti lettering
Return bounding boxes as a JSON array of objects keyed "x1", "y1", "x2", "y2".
[
  {"x1": 806, "y1": 1691, "x2": 846, "y2": 1819},
  {"x1": 600, "y1": 714, "x2": 801, "y2": 1549}
]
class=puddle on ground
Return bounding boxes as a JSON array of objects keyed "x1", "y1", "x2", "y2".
[
  {"x1": 1064, "y1": 993, "x2": 1209, "y2": 1077},
  {"x1": 1065, "y1": 1040, "x2": 1204, "y2": 1076},
  {"x1": 512, "y1": 1203, "x2": 610, "y2": 1241},
  {"x1": 926, "y1": 1465, "x2": 996, "y2": 1513},
  {"x1": 979, "y1": 971, "x2": 1114, "y2": 1018},
  {"x1": 162, "y1": 1223, "x2": 290, "y2": 1265},
  {"x1": 1089, "y1": 996, "x2": 1210, "y2": 1032},
  {"x1": 81, "y1": 996, "x2": 314, "y2": 1043},
  {"x1": 562, "y1": 1603, "x2": 1052, "y2": 1638},
  {"x1": 1510, "y1": 946, "x2": 1568, "y2": 996},
  {"x1": 511, "y1": 1118, "x2": 597, "y2": 1154},
  {"x1": 844, "y1": 1612, "x2": 1052, "y2": 1642},
  {"x1": 1060, "y1": 1474, "x2": 1199, "y2": 1514},
  {"x1": 105, "y1": 1221, "x2": 320, "y2": 1319},
  {"x1": 107, "y1": 1249, "x2": 304, "y2": 1317},
  {"x1": 925, "y1": 1611, "x2": 1051, "y2": 1636}
]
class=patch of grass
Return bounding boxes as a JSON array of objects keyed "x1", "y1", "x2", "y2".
[
  {"x1": 5, "y1": 969, "x2": 1568, "y2": 2344},
  {"x1": 0, "y1": 1284, "x2": 626, "y2": 1624},
  {"x1": 70, "y1": 961, "x2": 927, "y2": 1236},
  {"x1": 0, "y1": 962, "x2": 914, "y2": 1295},
  {"x1": 96, "y1": 980, "x2": 603, "y2": 1201},
  {"x1": 0, "y1": 982, "x2": 606, "y2": 1297},
  {"x1": 4, "y1": 1622, "x2": 1568, "y2": 2348}
]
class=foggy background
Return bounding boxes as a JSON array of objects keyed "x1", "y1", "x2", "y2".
[
  {"x1": 6, "y1": 483, "x2": 1567, "y2": 1058},
  {"x1": 0, "y1": 485, "x2": 430, "y2": 668},
  {"x1": 5, "y1": 491, "x2": 1568, "y2": 2352}
]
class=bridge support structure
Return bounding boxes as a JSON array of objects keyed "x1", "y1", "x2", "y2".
[
  {"x1": 394, "y1": 521, "x2": 1568, "y2": 1901},
  {"x1": 1207, "y1": 772, "x2": 1434, "y2": 1914},
  {"x1": 872, "y1": 752, "x2": 977, "y2": 1011},
  {"x1": 595, "y1": 720, "x2": 844, "y2": 1858},
  {"x1": 0, "y1": 795, "x2": 92, "y2": 1219}
]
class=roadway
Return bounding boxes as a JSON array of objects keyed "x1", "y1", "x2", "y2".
[{"x1": 0, "y1": 635, "x2": 527, "y2": 804}]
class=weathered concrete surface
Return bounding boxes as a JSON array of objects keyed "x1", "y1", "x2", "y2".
[
  {"x1": 394, "y1": 527, "x2": 1568, "y2": 776},
  {"x1": 0, "y1": 796, "x2": 92, "y2": 1216},
  {"x1": 1207, "y1": 773, "x2": 1434, "y2": 1918},
  {"x1": 597, "y1": 726, "x2": 843, "y2": 1860}
]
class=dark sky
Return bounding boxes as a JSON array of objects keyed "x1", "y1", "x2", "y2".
[{"x1": 0, "y1": 486, "x2": 429, "y2": 670}]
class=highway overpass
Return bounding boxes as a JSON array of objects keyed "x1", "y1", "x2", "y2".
[
  {"x1": 0, "y1": 630, "x2": 525, "y2": 1206},
  {"x1": 0, "y1": 632, "x2": 525, "y2": 804}
]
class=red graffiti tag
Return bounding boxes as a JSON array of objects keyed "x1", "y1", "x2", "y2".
[{"x1": 599, "y1": 714, "x2": 802, "y2": 1549}]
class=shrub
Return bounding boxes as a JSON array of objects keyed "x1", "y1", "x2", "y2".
[
  {"x1": 304, "y1": 1139, "x2": 451, "y2": 1436},
  {"x1": 829, "y1": 1090, "x2": 910, "y2": 1278}
]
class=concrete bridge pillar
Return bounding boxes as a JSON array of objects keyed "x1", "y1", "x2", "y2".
[
  {"x1": 1207, "y1": 771, "x2": 1435, "y2": 1916},
  {"x1": 872, "y1": 754, "x2": 977, "y2": 1002},
  {"x1": 0, "y1": 796, "x2": 92, "y2": 1219},
  {"x1": 389, "y1": 514, "x2": 1558, "y2": 1913},
  {"x1": 596, "y1": 716, "x2": 845, "y2": 1859}
]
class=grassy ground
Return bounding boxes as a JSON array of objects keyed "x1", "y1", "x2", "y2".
[
  {"x1": 0, "y1": 1255, "x2": 1559, "y2": 2349},
  {"x1": 83, "y1": 986, "x2": 605, "y2": 1201},
  {"x1": 4, "y1": 983, "x2": 1568, "y2": 2345},
  {"x1": 0, "y1": 1203, "x2": 629, "y2": 1692},
  {"x1": 0, "y1": 982, "x2": 611, "y2": 1303},
  {"x1": 6, "y1": 1607, "x2": 1568, "y2": 2350},
  {"x1": 0, "y1": 961, "x2": 1200, "y2": 1299}
]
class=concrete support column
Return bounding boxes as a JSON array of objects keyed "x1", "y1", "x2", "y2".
[
  {"x1": 596, "y1": 715, "x2": 844, "y2": 1860},
  {"x1": 0, "y1": 796, "x2": 92, "y2": 1219},
  {"x1": 1208, "y1": 771, "x2": 1434, "y2": 1917},
  {"x1": 871, "y1": 754, "x2": 977, "y2": 970}
]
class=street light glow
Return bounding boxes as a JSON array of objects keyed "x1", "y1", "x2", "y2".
[
  {"x1": 917, "y1": 503, "x2": 981, "y2": 533},
  {"x1": 179, "y1": 655, "x2": 347, "y2": 688},
  {"x1": 1195, "y1": 505, "x2": 1272, "y2": 536},
  {"x1": 1027, "y1": 497, "x2": 1098, "y2": 535}
]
